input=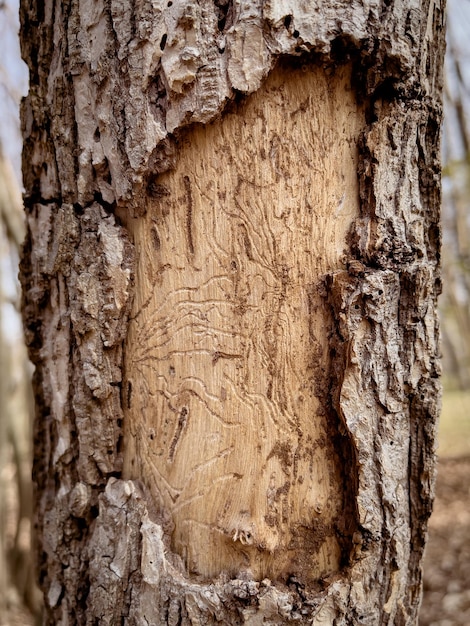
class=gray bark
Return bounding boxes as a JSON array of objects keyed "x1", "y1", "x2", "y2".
[{"x1": 20, "y1": 0, "x2": 445, "y2": 624}]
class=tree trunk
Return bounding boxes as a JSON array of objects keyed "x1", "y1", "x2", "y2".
[{"x1": 20, "y1": 1, "x2": 445, "y2": 624}]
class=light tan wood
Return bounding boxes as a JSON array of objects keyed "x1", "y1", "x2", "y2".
[{"x1": 123, "y1": 63, "x2": 364, "y2": 582}]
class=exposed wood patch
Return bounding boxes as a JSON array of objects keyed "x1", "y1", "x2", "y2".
[{"x1": 122, "y1": 63, "x2": 364, "y2": 583}]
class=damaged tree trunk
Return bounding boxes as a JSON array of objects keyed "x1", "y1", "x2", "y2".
[{"x1": 20, "y1": 0, "x2": 445, "y2": 624}]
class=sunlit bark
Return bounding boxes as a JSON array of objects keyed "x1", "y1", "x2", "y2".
[{"x1": 20, "y1": 1, "x2": 445, "y2": 623}]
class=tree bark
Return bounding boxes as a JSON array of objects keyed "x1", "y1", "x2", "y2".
[{"x1": 20, "y1": 1, "x2": 445, "y2": 624}]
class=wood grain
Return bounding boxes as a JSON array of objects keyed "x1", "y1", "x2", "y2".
[{"x1": 123, "y1": 63, "x2": 363, "y2": 581}]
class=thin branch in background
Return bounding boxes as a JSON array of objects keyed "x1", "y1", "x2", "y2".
[{"x1": 439, "y1": 0, "x2": 470, "y2": 389}]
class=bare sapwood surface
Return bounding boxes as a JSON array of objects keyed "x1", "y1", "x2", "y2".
[{"x1": 121, "y1": 62, "x2": 363, "y2": 583}]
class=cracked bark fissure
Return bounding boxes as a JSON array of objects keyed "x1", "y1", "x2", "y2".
[{"x1": 20, "y1": 1, "x2": 445, "y2": 624}]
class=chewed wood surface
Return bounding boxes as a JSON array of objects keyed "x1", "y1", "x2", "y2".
[{"x1": 123, "y1": 64, "x2": 364, "y2": 581}]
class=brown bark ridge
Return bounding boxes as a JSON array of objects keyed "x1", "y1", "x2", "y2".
[{"x1": 20, "y1": 1, "x2": 445, "y2": 624}]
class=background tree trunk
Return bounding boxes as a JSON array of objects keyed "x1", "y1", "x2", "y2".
[
  {"x1": 0, "y1": 144, "x2": 41, "y2": 619},
  {"x1": 20, "y1": 1, "x2": 445, "y2": 624}
]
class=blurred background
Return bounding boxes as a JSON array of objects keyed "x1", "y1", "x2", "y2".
[
  {"x1": 0, "y1": 0, "x2": 469, "y2": 624},
  {"x1": 419, "y1": 1, "x2": 470, "y2": 623}
]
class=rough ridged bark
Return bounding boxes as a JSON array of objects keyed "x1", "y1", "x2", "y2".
[{"x1": 20, "y1": 1, "x2": 445, "y2": 624}]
